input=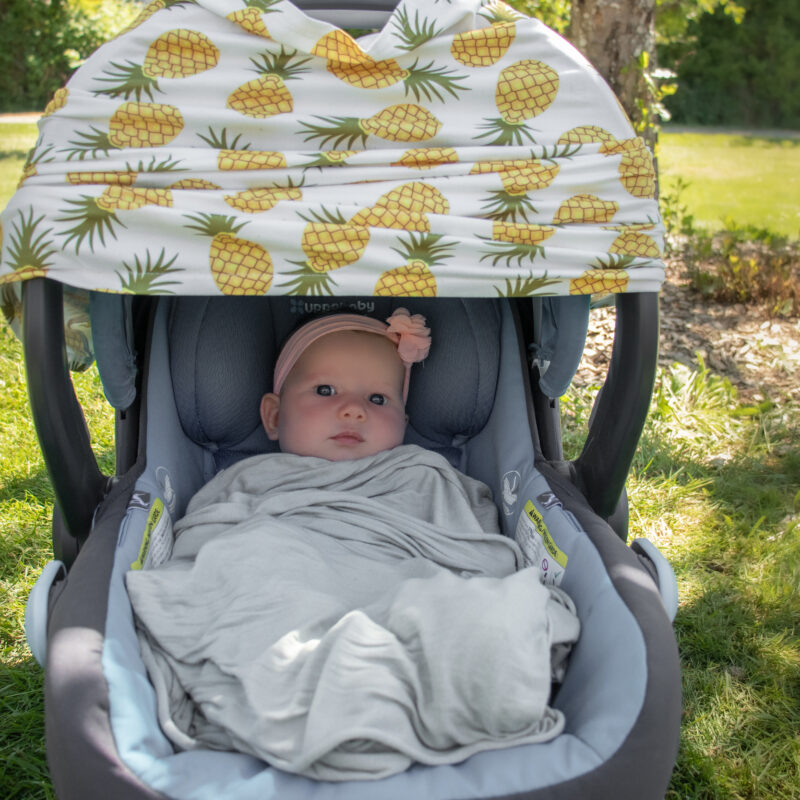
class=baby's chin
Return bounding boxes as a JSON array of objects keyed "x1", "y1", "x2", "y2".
[{"x1": 286, "y1": 439, "x2": 403, "y2": 461}]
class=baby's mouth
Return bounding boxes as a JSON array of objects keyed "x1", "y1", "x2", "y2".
[{"x1": 330, "y1": 431, "x2": 364, "y2": 444}]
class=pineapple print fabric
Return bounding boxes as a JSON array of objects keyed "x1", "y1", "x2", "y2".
[{"x1": 1, "y1": 0, "x2": 665, "y2": 337}]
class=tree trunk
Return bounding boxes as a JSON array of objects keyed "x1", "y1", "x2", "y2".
[{"x1": 568, "y1": 0, "x2": 657, "y2": 146}]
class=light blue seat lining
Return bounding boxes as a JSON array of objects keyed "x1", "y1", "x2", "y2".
[{"x1": 101, "y1": 300, "x2": 647, "y2": 799}]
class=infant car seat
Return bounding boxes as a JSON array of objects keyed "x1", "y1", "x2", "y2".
[
  {"x1": 5, "y1": 0, "x2": 682, "y2": 796},
  {"x1": 24, "y1": 291, "x2": 680, "y2": 800}
]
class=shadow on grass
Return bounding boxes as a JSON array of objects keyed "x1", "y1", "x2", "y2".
[
  {"x1": 0, "y1": 467, "x2": 53, "y2": 506},
  {"x1": 0, "y1": 660, "x2": 53, "y2": 800},
  {"x1": 635, "y1": 408, "x2": 800, "y2": 798},
  {"x1": 0, "y1": 149, "x2": 29, "y2": 160},
  {"x1": 0, "y1": 448, "x2": 116, "y2": 506},
  {"x1": 668, "y1": 583, "x2": 800, "y2": 800}
]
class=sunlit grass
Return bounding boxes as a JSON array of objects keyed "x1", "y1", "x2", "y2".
[
  {"x1": 658, "y1": 129, "x2": 800, "y2": 239},
  {"x1": 0, "y1": 123, "x2": 37, "y2": 205},
  {"x1": 0, "y1": 324, "x2": 112, "y2": 800},
  {"x1": 564, "y1": 356, "x2": 800, "y2": 799}
]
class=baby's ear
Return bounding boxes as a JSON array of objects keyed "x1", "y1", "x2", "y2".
[{"x1": 260, "y1": 393, "x2": 281, "y2": 440}]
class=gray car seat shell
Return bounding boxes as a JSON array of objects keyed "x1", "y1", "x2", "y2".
[{"x1": 33, "y1": 294, "x2": 679, "y2": 800}]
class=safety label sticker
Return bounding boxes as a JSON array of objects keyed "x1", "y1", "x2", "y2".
[
  {"x1": 515, "y1": 499, "x2": 568, "y2": 585},
  {"x1": 130, "y1": 498, "x2": 174, "y2": 571}
]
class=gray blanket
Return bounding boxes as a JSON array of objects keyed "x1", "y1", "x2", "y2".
[{"x1": 126, "y1": 445, "x2": 580, "y2": 781}]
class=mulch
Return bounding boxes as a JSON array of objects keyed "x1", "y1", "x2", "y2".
[{"x1": 575, "y1": 261, "x2": 800, "y2": 404}]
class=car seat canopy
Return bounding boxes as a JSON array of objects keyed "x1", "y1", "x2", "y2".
[{"x1": 0, "y1": 0, "x2": 665, "y2": 319}]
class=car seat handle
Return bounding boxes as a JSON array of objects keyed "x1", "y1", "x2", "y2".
[
  {"x1": 22, "y1": 278, "x2": 110, "y2": 548},
  {"x1": 573, "y1": 292, "x2": 659, "y2": 531}
]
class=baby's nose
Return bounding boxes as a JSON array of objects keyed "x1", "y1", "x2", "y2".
[{"x1": 338, "y1": 395, "x2": 367, "y2": 420}]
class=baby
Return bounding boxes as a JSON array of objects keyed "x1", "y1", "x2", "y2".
[
  {"x1": 259, "y1": 307, "x2": 431, "y2": 461},
  {"x1": 128, "y1": 306, "x2": 579, "y2": 780}
]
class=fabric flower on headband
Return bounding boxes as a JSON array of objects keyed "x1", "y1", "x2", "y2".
[{"x1": 385, "y1": 308, "x2": 431, "y2": 367}]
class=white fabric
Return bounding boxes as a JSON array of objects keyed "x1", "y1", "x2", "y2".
[{"x1": 126, "y1": 445, "x2": 580, "y2": 781}]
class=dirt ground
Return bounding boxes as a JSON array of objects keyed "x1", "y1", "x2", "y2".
[{"x1": 575, "y1": 261, "x2": 800, "y2": 404}]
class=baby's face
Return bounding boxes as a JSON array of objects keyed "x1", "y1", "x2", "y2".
[{"x1": 261, "y1": 330, "x2": 407, "y2": 461}]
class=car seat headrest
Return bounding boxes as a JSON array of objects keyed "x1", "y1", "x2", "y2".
[{"x1": 167, "y1": 297, "x2": 502, "y2": 469}]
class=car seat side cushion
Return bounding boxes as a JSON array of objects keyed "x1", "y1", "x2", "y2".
[{"x1": 45, "y1": 473, "x2": 168, "y2": 800}]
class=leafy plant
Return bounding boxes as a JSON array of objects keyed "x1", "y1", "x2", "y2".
[
  {"x1": 660, "y1": 178, "x2": 800, "y2": 317},
  {"x1": 0, "y1": 0, "x2": 139, "y2": 113}
]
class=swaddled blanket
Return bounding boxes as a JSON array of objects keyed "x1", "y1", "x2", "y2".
[{"x1": 126, "y1": 445, "x2": 580, "y2": 781}]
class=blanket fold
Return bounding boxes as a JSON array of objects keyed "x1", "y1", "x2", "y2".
[{"x1": 127, "y1": 445, "x2": 580, "y2": 780}]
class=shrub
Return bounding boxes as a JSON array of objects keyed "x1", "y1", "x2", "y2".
[
  {"x1": 0, "y1": 0, "x2": 138, "y2": 113},
  {"x1": 661, "y1": 0, "x2": 800, "y2": 129},
  {"x1": 661, "y1": 182, "x2": 800, "y2": 317}
]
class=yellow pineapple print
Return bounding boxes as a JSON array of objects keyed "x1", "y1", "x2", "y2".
[
  {"x1": 350, "y1": 182, "x2": 450, "y2": 232},
  {"x1": 43, "y1": 87, "x2": 69, "y2": 117},
  {"x1": 217, "y1": 150, "x2": 287, "y2": 171},
  {"x1": 224, "y1": 184, "x2": 303, "y2": 213},
  {"x1": 598, "y1": 138, "x2": 656, "y2": 198},
  {"x1": 226, "y1": 0, "x2": 280, "y2": 39},
  {"x1": 476, "y1": 60, "x2": 559, "y2": 145},
  {"x1": 374, "y1": 232, "x2": 455, "y2": 297},
  {"x1": 618, "y1": 146, "x2": 656, "y2": 199},
  {"x1": 185, "y1": 213, "x2": 273, "y2": 295},
  {"x1": 67, "y1": 171, "x2": 138, "y2": 186},
  {"x1": 313, "y1": 29, "x2": 468, "y2": 103},
  {"x1": 553, "y1": 194, "x2": 619, "y2": 225},
  {"x1": 95, "y1": 186, "x2": 174, "y2": 212},
  {"x1": 65, "y1": 102, "x2": 184, "y2": 158},
  {"x1": 227, "y1": 46, "x2": 310, "y2": 118},
  {"x1": 479, "y1": 221, "x2": 556, "y2": 266},
  {"x1": 298, "y1": 104, "x2": 442, "y2": 149},
  {"x1": 280, "y1": 207, "x2": 371, "y2": 296},
  {"x1": 608, "y1": 231, "x2": 661, "y2": 259},
  {"x1": 58, "y1": 187, "x2": 174, "y2": 252},
  {"x1": 169, "y1": 178, "x2": 222, "y2": 190},
  {"x1": 557, "y1": 125, "x2": 618, "y2": 148},
  {"x1": 473, "y1": 159, "x2": 560, "y2": 221},
  {"x1": 450, "y1": 0, "x2": 520, "y2": 67},
  {"x1": 569, "y1": 269, "x2": 629, "y2": 295},
  {"x1": 391, "y1": 147, "x2": 459, "y2": 170},
  {"x1": 95, "y1": 29, "x2": 220, "y2": 101}
]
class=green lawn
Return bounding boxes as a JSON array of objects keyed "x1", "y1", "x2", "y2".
[
  {"x1": 0, "y1": 123, "x2": 38, "y2": 205},
  {"x1": 1, "y1": 124, "x2": 799, "y2": 797},
  {"x1": 658, "y1": 128, "x2": 800, "y2": 239}
]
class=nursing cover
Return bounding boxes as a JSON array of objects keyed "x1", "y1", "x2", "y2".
[
  {"x1": 0, "y1": 0, "x2": 664, "y2": 366},
  {"x1": 0, "y1": 0, "x2": 665, "y2": 292}
]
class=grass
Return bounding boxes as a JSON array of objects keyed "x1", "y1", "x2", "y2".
[
  {"x1": 658, "y1": 129, "x2": 800, "y2": 240},
  {"x1": 1, "y1": 126, "x2": 799, "y2": 796},
  {"x1": 564, "y1": 361, "x2": 800, "y2": 800},
  {"x1": 0, "y1": 123, "x2": 37, "y2": 204}
]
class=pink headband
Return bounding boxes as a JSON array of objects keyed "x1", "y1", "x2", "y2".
[{"x1": 273, "y1": 308, "x2": 431, "y2": 402}]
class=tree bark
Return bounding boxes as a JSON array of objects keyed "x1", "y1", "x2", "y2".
[{"x1": 568, "y1": 0, "x2": 657, "y2": 144}]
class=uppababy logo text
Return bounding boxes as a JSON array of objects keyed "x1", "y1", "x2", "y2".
[{"x1": 289, "y1": 298, "x2": 375, "y2": 315}]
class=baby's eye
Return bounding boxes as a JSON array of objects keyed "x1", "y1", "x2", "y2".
[
  {"x1": 369, "y1": 393, "x2": 387, "y2": 406},
  {"x1": 315, "y1": 385, "x2": 335, "y2": 396}
]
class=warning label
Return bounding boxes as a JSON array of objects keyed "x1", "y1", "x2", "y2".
[
  {"x1": 515, "y1": 499, "x2": 568, "y2": 585},
  {"x1": 130, "y1": 498, "x2": 174, "y2": 571}
]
